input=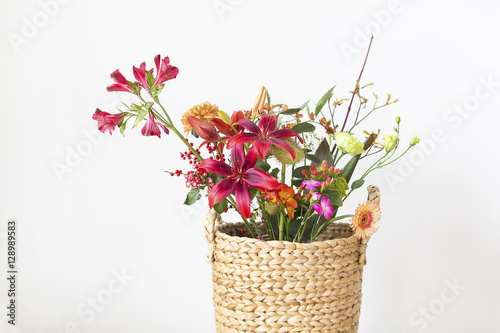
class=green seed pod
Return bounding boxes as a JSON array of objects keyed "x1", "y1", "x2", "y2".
[
  {"x1": 264, "y1": 201, "x2": 280, "y2": 215},
  {"x1": 270, "y1": 137, "x2": 305, "y2": 165}
]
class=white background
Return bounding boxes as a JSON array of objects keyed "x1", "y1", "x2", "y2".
[{"x1": 1, "y1": 0, "x2": 499, "y2": 332}]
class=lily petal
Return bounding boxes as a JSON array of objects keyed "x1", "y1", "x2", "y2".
[
  {"x1": 227, "y1": 133, "x2": 259, "y2": 148},
  {"x1": 269, "y1": 137, "x2": 296, "y2": 161},
  {"x1": 243, "y1": 168, "x2": 281, "y2": 191},
  {"x1": 254, "y1": 140, "x2": 271, "y2": 160},
  {"x1": 237, "y1": 119, "x2": 261, "y2": 134},
  {"x1": 272, "y1": 128, "x2": 304, "y2": 143},
  {"x1": 208, "y1": 177, "x2": 238, "y2": 208},
  {"x1": 234, "y1": 182, "x2": 252, "y2": 218},
  {"x1": 199, "y1": 158, "x2": 232, "y2": 176}
]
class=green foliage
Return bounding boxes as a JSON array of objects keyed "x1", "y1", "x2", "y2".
[{"x1": 184, "y1": 188, "x2": 201, "y2": 205}]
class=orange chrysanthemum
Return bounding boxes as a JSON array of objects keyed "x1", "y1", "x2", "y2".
[
  {"x1": 181, "y1": 102, "x2": 219, "y2": 134},
  {"x1": 350, "y1": 200, "x2": 381, "y2": 239}
]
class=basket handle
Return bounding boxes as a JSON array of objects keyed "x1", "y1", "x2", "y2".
[
  {"x1": 358, "y1": 185, "x2": 381, "y2": 265},
  {"x1": 203, "y1": 208, "x2": 222, "y2": 263}
]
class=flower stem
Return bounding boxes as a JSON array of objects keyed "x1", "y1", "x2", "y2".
[{"x1": 279, "y1": 210, "x2": 285, "y2": 241}]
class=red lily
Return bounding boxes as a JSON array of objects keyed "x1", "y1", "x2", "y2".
[
  {"x1": 106, "y1": 70, "x2": 133, "y2": 93},
  {"x1": 153, "y1": 55, "x2": 179, "y2": 87},
  {"x1": 141, "y1": 111, "x2": 169, "y2": 138},
  {"x1": 227, "y1": 114, "x2": 303, "y2": 160},
  {"x1": 199, "y1": 144, "x2": 281, "y2": 218},
  {"x1": 211, "y1": 110, "x2": 245, "y2": 138},
  {"x1": 92, "y1": 109, "x2": 124, "y2": 135}
]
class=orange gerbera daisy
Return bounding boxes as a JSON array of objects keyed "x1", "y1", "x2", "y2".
[{"x1": 350, "y1": 200, "x2": 381, "y2": 239}]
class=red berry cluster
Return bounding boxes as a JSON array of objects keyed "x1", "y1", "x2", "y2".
[{"x1": 205, "y1": 142, "x2": 226, "y2": 162}]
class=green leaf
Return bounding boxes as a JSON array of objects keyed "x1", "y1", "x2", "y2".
[
  {"x1": 305, "y1": 154, "x2": 321, "y2": 163},
  {"x1": 270, "y1": 168, "x2": 280, "y2": 178},
  {"x1": 312, "y1": 139, "x2": 334, "y2": 167},
  {"x1": 351, "y1": 179, "x2": 365, "y2": 190},
  {"x1": 292, "y1": 166, "x2": 310, "y2": 178},
  {"x1": 322, "y1": 190, "x2": 343, "y2": 207},
  {"x1": 315, "y1": 86, "x2": 335, "y2": 116},
  {"x1": 214, "y1": 199, "x2": 228, "y2": 214},
  {"x1": 292, "y1": 178, "x2": 303, "y2": 187},
  {"x1": 280, "y1": 99, "x2": 310, "y2": 115},
  {"x1": 184, "y1": 188, "x2": 201, "y2": 205},
  {"x1": 133, "y1": 109, "x2": 148, "y2": 128},
  {"x1": 119, "y1": 117, "x2": 129, "y2": 136},
  {"x1": 255, "y1": 160, "x2": 271, "y2": 172},
  {"x1": 146, "y1": 71, "x2": 155, "y2": 87},
  {"x1": 190, "y1": 128, "x2": 199, "y2": 138},
  {"x1": 291, "y1": 122, "x2": 315, "y2": 134},
  {"x1": 338, "y1": 154, "x2": 360, "y2": 184},
  {"x1": 266, "y1": 89, "x2": 271, "y2": 106}
]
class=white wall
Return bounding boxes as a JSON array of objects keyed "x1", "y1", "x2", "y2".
[{"x1": 1, "y1": 0, "x2": 499, "y2": 332}]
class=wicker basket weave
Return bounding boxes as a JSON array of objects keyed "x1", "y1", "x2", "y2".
[{"x1": 203, "y1": 185, "x2": 380, "y2": 333}]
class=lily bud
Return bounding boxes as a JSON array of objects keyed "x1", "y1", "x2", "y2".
[
  {"x1": 251, "y1": 86, "x2": 267, "y2": 117},
  {"x1": 218, "y1": 110, "x2": 231, "y2": 125},
  {"x1": 186, "y1": 116, "x2": 220, "y2": 142}
]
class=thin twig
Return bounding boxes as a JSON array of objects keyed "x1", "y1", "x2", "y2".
[{"x1": 331, "y1": 35, "x2": 374, "y2": 154}]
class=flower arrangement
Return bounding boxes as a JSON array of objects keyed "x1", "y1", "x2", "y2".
[{"x1": 93, "y1": 49, "x2": 419, "y2": 243}]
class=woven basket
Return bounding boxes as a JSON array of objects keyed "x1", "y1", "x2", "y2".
[{"x1": 203, "y1": 185, "x2": 381, "y2": 333}]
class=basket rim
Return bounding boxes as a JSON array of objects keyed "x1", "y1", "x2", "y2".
[{"x1": 214, "y1": 221, "x2": 360, "y2": 249}]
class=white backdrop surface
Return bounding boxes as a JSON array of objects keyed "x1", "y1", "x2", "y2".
[{"x1": 1, "y1": 0, "x2": 499, "y2": 332}]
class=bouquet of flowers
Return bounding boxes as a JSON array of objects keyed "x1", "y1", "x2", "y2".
[{"x1": 93, "y1": 52, "x2": 419, "y2": 243}]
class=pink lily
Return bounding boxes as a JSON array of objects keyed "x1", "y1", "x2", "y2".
[
  {"x1": 199, "y1": 144, "x2": 281, "y2": 218},
  {"x1": 153, "y1": 55, "x2": 179, "y2": 87},
  {"x1": 141, "y1": 111, "x2": 169, "y2": 138},
  {"x1": 313, "y1": 197, "x2": 334, "y2": 220},
  {"x1": 227, "y1": 114, "x2": 303, "y2": 160},
  {"x1": 92, "y1": 109, "x2": 124, "y2": 135},
  {"x1": 106, "y1": 70, "x2": 133, "y2": 93}
]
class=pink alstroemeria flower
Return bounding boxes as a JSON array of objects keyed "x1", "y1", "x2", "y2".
[
  {"x1": 227, "y1": 114, "x2": 303, "y2": 160},
  {"x1": 92, "y1": 109, "x2": 124, "y2": 135},
  {"x1": 141, "y1": 111, "x2": 169, "y2": 138},
  {"x1": 313, "y1": 197, "x2": 334, "y2": 220},
  {"x1": 199, "y1": 144, "x2": 281, "y2": 218},
  {"x1": 153, "y1": 55, "x2": 179, "y2": 87},
  {"x1": 106, "y1": 70, "x2": 134, "y2": 93},
  {"x1": 133, "y1": 62, "x2": 151, "y2": 90}
]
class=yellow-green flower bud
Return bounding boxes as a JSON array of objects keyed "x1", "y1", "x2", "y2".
[
  {"x1": 270, "y1": 138, "x2": 305, "y2": 165},
  {"x1": 410, "y1": 136, "x2": 420, "y2": 146},
  {"x1": 383, "y1": 134, "x2": 398, "y2": 152},
  {"x1": 218, "y1": 110, "x2": 231, "y2": 124},
  {"x1": 334, "y1": 132, "x2": 365, "y2": 156},
  {"x1": 395, "y1": 116, "x2": 401, "y2": 124}
]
